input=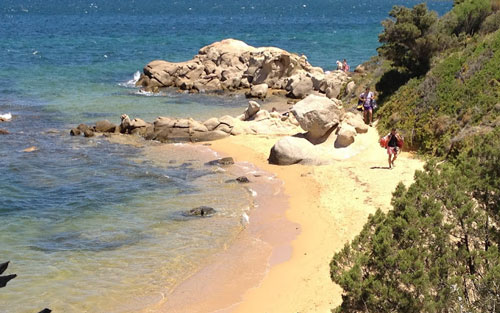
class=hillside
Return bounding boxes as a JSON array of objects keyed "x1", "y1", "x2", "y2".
[
  {"x1": 330, "y1": 1, "x2": 500, "y2": 312},
  {"x1": 349, "y1": 0, "x2": 500, "y2": 156}
]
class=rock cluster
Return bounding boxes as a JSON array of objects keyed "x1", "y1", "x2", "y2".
[
  {"x1": 269, "y1": 95, "x2": 370, "y2": 165},
  {"x1": 71, "y1": 100, "x2": 301, "y2": 142},
  {"x1": 136, "y1": 39, "x2": 351, "y2": 99}
]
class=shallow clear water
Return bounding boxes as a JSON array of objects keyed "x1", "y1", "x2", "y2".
[{"x1": 0, "y1": 0, "x2": 453, "y2": 312}]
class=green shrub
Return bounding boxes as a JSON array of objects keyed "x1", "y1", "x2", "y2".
[
  {"x1": 480, "y1": 9, "x2": 500, "y2": 33},
  {"x1": 450, "y1": 0, "x2": 492, "y2": 35},
  {"x1": 331, "y1": 128, "x2": 500, "y2": 313}
]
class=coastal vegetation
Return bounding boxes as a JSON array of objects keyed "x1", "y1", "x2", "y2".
[
  {"x1": 331, "y1": 0, "x2": 500, "y2": 312},
  {"x1": 369, "y1": 0, "x2": 500, "y2": 155},
  {"x1": 330, "y1": 128, "x2": 500, "y2": 312}
]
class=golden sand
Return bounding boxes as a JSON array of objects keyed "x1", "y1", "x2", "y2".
[{"x1": 148, "y1": 125, "x2": 424, "y2": 312}]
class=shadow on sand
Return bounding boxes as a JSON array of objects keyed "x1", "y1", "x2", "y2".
[{"x1": 370, "y1": 166, "x2": 392, "y2": 170}]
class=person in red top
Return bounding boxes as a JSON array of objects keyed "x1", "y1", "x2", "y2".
[
  {"x1": 342, "y1": 59, "x2": 349, "y2": 72},
  {"x1": 386, "y1": 128, "x2": 403, "y2": 169}
]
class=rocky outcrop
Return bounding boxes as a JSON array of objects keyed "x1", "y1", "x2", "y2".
[
  {"x1": 72, "y1": 99, "x2": 301, "y2": 143},
  {"x1": 136, "y1": 39, "x2": 350, "y2": 100}
]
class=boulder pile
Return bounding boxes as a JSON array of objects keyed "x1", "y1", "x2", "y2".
[
  {"x1": 136, "y1": 39, "x2": 351, "y2": 99},
  {"x1": 268, "y1": 95, "x2": 370, "y2": 165}
]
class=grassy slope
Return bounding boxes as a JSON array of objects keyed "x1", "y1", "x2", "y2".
[{"x1": 375, "y1": 29, "x2": 500, "y2": 156}]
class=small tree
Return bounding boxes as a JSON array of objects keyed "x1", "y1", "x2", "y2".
[{"x1": 378, "y1": 3, "x2": 439, "y2": 77}]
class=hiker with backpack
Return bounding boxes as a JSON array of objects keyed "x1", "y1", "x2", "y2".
[
  {"x1": 381, "y1": 128, "x2": 403, "y2": 169},
  {"x1": 359, "y1": 86, "x2": 374, "y2": 126}
]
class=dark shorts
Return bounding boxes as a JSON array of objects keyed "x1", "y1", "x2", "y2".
[{"x1": 363, "y1": 105, "x2": 372, "y2": 111}]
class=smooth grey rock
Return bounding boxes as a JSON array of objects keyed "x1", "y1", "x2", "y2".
[
  {"x1": 244, "y1": 101, "x2": 261, "y2": 120},
  {"x1": 335, "y1": 124, "x2": 356, "y2": 148},
  {"x1": 291, "y1": 94, "x2": 344, "y2": 139},
  {"x1": 268, "y1": 136, "x2": 315, "y2": 165},
  {"x1": 291, "y1": 76, "x2": 314, "y2": 99},
  {"x1": 248, "y1": 83, "x2": 268, "y2": 99},
  {"x1": 203, "y1": 118, "x2": 220, "y2": 131}
]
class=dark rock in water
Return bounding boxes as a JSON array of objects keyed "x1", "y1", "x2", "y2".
[
  {"x1": 83, "y1": 129, "x2": 95, "y2": 137},
  {"x1": 236, "y1": 176, "x2": 250, "y2": 183},
  {"x1": 0, "y1": 129, "x2": 9, "y2": 135},
  {"x1": 0, "y1": 261, "x2": 9, "y2": 275},
  {"x1": 94, "y1": 120, "x2": 117, "y2": 133},
  {"x1": 0, "y1": 261, "x2": 16, "y2": 288},
  {"x1": 70, "y1": 128, "x2": 81, "y2": 136},
  {"x1": 0, "y1": 274, "x2": 16, "y2": 288},
  {"x1": 205, "y1": 157, "x2": 235, "y2": 166},
  {"x1": 185, "y1": 206, "x2": 217, "y2": 217}
]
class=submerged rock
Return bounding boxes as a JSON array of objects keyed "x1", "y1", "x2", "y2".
[
  {"x1": 185, "y1": 206, "x2": 217, "y2": 217},
  {"x1": 205, "y1": 157, "x2": 235, "y2": 166},
  {"x1": 0, "y1": 129, "x2": 9, "y2": 135},
  {"x1": 236, "y1": 176, "x2": 250, "y2": 183}
]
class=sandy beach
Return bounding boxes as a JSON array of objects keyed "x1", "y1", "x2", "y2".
[{"x1": 202, "y1": 125, "x2": 424, "y2": 312}]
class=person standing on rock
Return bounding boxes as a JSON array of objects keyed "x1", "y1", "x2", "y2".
[
  {"x1": 359, "y1": 86, "x2": 374, "y2": 126},
  {"x1": 342, "y1": 59, "x2": 349, "y2": 72},
  {"x1": 386, "y1": 128, "x2": 403, "y2": 169}
]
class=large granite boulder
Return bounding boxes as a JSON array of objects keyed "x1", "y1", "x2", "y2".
[
  {"x1": 291, "y1": 94, "x2": 344, "y2": 139},
  {"x1": 289, "y1": 75, "x2": 314, "y2": 99},
  {"x1": 268, "y1": 136, "x2": 315, "y2": 165},
  {"x1": 335, "y1": 124, "x2": 357, "y2": 148},
  {"x1": 343, "y1": 112, "x2": 368, "y2": 134},
  {"x1": 248, "y1": 83, "x2": 268, "y2": 99}
]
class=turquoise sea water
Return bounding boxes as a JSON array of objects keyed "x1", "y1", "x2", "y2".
[{"x1": 0, "y1": 1, "x2": 452, "y2": 312}]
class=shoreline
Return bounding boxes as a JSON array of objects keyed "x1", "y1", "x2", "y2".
[
  {"x1": 179, "y1": 126, "x2": 424, "y2": 312},
  {"x1": 137, "y1": 141, "x2": 298, "y2": 313}
]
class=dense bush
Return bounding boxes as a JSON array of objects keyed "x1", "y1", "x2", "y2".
[
  {"x1": 331, "y1": 128, "x2": 500, "y2": 313},
  {"x1": 449, "y1": 0, "x2": 492, "y2": 35}
]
